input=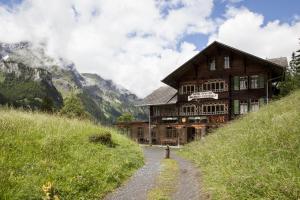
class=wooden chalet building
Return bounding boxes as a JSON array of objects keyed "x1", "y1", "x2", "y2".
[{"x1": 117, "y1": 41, "x2": 287, "y2": 145}]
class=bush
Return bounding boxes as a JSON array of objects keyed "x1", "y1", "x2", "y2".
[
  {"x1": 89, "y1": 132, "x2": 116, "y2": 147},
  {"x1": 60, "y1": 93, "x2": 89, "y2": 119}
]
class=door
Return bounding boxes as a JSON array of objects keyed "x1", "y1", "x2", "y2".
[{"x1": 187, "y1": 127, "x2": 196, "y2": 142}]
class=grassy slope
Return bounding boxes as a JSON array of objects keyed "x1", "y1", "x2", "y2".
[
  {"x1": 179, "y1": 90, "x2": 300, "y2": 199},
  {"x1": 0, "y1": 109, "x2": 143, "y2": 200}
]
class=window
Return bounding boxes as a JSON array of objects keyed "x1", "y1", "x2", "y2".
[
  {"x1": 202, "y1": 81, "x2": 225, "y2": 92},
  {"x1": 166, "y1": 127, "x2": 178, "y2": 138},
  {"x1": 202, "y1": 104, "x2": 226, "y2": 115},
  {"x1": 240, "y1": 76, "x2": 248, "y2": 90},
  {"x1": 250, "y1": 75, "x2": 259, "y2": 89},
  {"x1": 250, "y1": 75, "x2": 264, "y2": 89},
  {"x1": 137, "y1": 127, "x2": 144, "y2": 138},
  {"x1": 250, "y1": 100, "x2": 259, "y2": 112},
  {"x1": 240, "y1": 100, "x2": 248, "y2": 114},
  {"x1": 181, "y1": 104, "x2": 197, "y2": 115},
  {"x1": 209, "y1": 59, "x2": 216, "y2": 71},
  {"x1": 159, "y1": 106, "x2": 178, "y2": 116},
  {"x1": 224, "y1": 56, "x2": 230, "y2": 69},
  {"x1": 181, "y1": 84, "x2": 196, "y2": 94}
]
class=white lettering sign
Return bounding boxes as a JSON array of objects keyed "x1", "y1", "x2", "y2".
[{"x1": 188, "y1": 91, "x2": 218, "y2": 101}]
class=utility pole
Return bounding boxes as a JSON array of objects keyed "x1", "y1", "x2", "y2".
[{"x1": 148, "y1": 105, "x2": 152, "y2": 146}]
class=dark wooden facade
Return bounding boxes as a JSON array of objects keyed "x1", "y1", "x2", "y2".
[{"x1": 119, "y1": 41, "x2": 286, "y2": 145}]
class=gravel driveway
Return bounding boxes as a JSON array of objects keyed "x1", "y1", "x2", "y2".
[{"x1": 104, "y1": 146, "x2": 201, "y2": 200}]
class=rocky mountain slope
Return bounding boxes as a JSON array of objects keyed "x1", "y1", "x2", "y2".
[
  {"x1": 0, "y1": 54, "x2": 63, "y2": 109},
  {"x1": 0, "y1": 41, "x2": 146, "y2": 123}
]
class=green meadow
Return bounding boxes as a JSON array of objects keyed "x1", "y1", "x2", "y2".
[{"x1": 0, "y1": 108, "x2": 143, "y2": 200}]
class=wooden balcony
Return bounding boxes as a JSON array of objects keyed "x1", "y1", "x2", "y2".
[{"x1": 153, "y1": 110, "x2": 228, "y2": 118}]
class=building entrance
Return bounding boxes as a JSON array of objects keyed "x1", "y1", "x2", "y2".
[{"x1": 187, "y1": 127, "x2": 196, "y2": 142}]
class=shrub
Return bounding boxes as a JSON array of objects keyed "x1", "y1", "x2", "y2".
[{"x1": 89, "y1": 132, "x2": 116, "y2": 147}]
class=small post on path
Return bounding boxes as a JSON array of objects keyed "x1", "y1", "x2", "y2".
[{"x1": 165, "y1": 145, "x2": 170, "y2": 159}]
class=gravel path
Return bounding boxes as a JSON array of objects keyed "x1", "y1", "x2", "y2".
[
  {"x1": 104, "y1": 146, "x2": 164, "y2": 200},
  {"x1": 172, "y1": 153, "x2": 202, "y2": 200},
  {"x1": 104, "y1": 146, "x2": 202, "y2": 200}
]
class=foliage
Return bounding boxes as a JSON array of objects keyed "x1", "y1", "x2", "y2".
[
  {"x1": 117, "y1": 112, "x2": 135, "y2": 123},
  {"x1": 148, "y1": 159, "x2": 179, "y2": 200},
  {"x1": 41, "y1": 96, "x2": 55, "y2": 113},
  {"x1": 117, "y1": 112, "x2": 135, "y2": 136},
  {"x1": 0, "y1": 108, "x2": 144, "y2": 200},
  {"x1": 60, "y1": 93, "x2": 89, "y2": 119},
  {"x1": 179, "y1": 90, "x2": 300, "y2": 199},
  {"x1": 278, "y1": 40, "x2": 300, "y2": 96}
]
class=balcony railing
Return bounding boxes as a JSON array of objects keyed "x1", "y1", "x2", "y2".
[{"x1": 154, "y1": 111, "x2": 228, "y2": 117}]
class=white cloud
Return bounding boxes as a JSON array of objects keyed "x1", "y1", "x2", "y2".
[
  {"x1": 0, "y1": 0, "x2": 215, "y2": 97},
  {"x1": 222, "y1": 0, "x2": 244, "y2": 3},
  {"x1": 1, "y1": 1, "x2": 299, "y2": 97},
  {"x1": 209, "y1": 6, "x2": 300, "y2": 60}
]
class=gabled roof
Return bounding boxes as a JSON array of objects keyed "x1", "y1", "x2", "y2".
[
  {"x1": 137, "y1": 86, "x2": 177, "y2": 106},
  {"x1": 162, "y1": 41, "x2": 286, "y2": 88},
  {"x1": 267, "y1": 57, "x2": 288, "y2": 68}
]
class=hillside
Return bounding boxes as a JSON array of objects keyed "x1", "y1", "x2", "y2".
[
  {"x1": 179, "y1": 90, "x2": 300, "y2": 199},
  {"x1": 0, "y1": 42, "x2": 146, "y2": 123},
  {"x1": 0, "y1": 60, "x2": 63, "y2": 109},
  {"x1": 0, "y1": 108, "x2": 144, "y2": 199}
]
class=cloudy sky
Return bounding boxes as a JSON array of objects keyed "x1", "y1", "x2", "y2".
[{"x1": 0, "y1": 0, "x2": 299, "y2": 97}]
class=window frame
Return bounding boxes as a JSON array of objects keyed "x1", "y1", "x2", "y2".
[
  {"x1": 240, "y1": 76, "x2": 248, "y2": 90},
  {"x1": 224, "y1": 56, "x2": 230, "y2": 69},
  {"x1": 181, "y1": 84, "x2": 196, "y2": 94},
  {"x1": 202, "y1": 80, "x2": 225, "y2": 92},
  {"x1": 240, "y1": 100, "x2": 248, "y2": 114},
  {"x1": 250, "y1": 75, "x2": 259, "y2": 89},
  {"x1": 209, "y1": 59, "x2": 216, "y2": 71},
  {"x1": 166, "y1": 127, "x2": 177, "y2": 138},
  {"x1": 202, "y1": 104, "x2": 226, "y2": 115},
  {"x1": 250, "y1": 99, "x2": 259, "y2": 112}
]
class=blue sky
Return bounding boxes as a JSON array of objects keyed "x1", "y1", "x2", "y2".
[
  {"x1": 198, "y1": 0, "x2": 300, "y2": 50},
  {"x1": 0, "y1": 0, "x2": 299, "y2": 96}
]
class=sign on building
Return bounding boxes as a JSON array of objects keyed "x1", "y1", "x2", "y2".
[{"x1": 188, "y1": 91, "x2": 218, "y2": 101}]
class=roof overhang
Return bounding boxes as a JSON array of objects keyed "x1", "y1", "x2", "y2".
[{"x1": 162, "y1": 41, "x2": 286, "y2": 88}]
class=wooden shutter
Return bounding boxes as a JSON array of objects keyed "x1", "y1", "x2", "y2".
[
  {"x1": 233, "y1": 76, "x2": 240, "y2": 90},
  {"x1": 259, "y1": 98, "x2": 265, "y2": 107},
  {"x1": 234, "y1": 100, "x2": 240, "y2": 114},
  {"x1": 259, "y1": 75, "x2": 265, "y2": 88}
]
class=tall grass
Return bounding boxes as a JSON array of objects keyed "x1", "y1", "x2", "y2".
[
  {"x1": 0, "y1": 108, "x2": 144, "y2": 200},
  {"x1": 179, "y1": 90, "x2": 300, "y2": 199}
]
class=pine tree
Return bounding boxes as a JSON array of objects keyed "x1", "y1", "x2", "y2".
[{"x1": 279, "y1": 39, "x2": 300, "y2": 96}]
